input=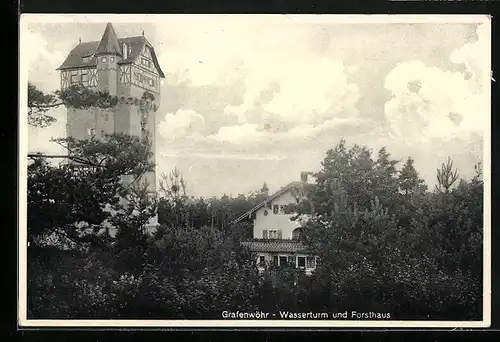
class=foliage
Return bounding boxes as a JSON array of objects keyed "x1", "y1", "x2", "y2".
[
  {"x1": 27, "y1": 131, "x2": 483, "y2": 320},
  {"x1": 27, "y1": 82, "x2": 119, "y2": 128},
  {"x1": 292, "y1": 140, "x2": 483, "y2": 319}
]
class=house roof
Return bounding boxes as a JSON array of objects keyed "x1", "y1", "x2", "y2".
[
  {"x1": 241, "y1": 240, "x2": 308, "y2": 253},
  {"x1": 95, "y1": 23, "x2": 122, "y2": 57},
  {"x1": 56, "y1": 24, "x2": 165, "y2": 78},
  {"x1": 231, "y1": 181, "x2": 315, "y2": 225}
]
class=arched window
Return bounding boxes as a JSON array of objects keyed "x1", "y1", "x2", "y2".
[{"x1": 292, "y1": 228, "x2": 303, "y2": 240}]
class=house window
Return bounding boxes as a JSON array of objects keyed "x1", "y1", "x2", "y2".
[
  {"x1": 148, "y1": 78, "x2": 154, "y2": 86},
  {"x1": 100, "y1": 129, "x2": 105, "y2": 137},
  {"x1": 279, "y1": 256, "x2": 288, "y2": 267},
  {"x1": 273, "y1": 255, "x2": 279, "y2": 265},
  {"x1": 272, "y1": 204, "x2": 288, "y2": 214},
  {"x1": 258, "y1": 256, "x2": 265, "y2": 266},
  {"x1": 268, "y1": 230, "x2": 277, "y2": 239},
  {"x1": 87, "y1": 128, "x2": 96, "y2": 137},
  {"x1": 101, "y1": 57, "x2": 107, "y2": 63},
  {"x1": 306, "y1": 256, "x2": 316, "y2": 269},
  {"x1": 110, "y1": 57, "x2": 115, "y2": 62},
  {"x1": 297, "y1": 256, "x2": 306, "y2": 268},
  {"x1": 292, "y1": 228, "x2": 303, "y2": 240}
]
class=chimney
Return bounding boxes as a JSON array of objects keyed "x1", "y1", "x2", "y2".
[
  {"x1": 123, "y1": 43, "x2": 128, "y2": 59},
  {"x1": 300, "y1": 171, "x2": 309, "y2": 183}
]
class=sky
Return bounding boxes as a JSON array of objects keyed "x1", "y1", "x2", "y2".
[{"x1": 22, "y1": 15, "x2": 491, "y2": 198}]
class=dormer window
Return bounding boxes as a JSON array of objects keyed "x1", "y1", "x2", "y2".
[
  {"x1": 123, "y1": 43, "x2": 128, "y2": 59},
  {"x1": 82, "y1": 55, "x2": 93, "y2": 63}
]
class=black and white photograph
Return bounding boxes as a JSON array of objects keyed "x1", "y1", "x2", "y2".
[{"x1": 19, "y1": 14, "x2": 491, "y2": 328}]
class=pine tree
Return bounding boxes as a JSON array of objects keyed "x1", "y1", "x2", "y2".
[{"x1": 398, "y1": 157, "x2": 427, "y2": 196}]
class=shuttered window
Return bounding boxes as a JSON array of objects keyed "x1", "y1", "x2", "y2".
[
  {"x1": 273, "y1": 255, "x2": 279, "y2": 265},
  {"x1": 277, "y1": 230, "x2": 282, "y2": 239},
  {"x1": 297, "y1": 256, "x2": 306, "y2": 268},
  {"x1": 306, "y1": 256, "x2": 316, "y2": 269},
  {"x1": 258, "y1": 256, "x2": 265, "y2": 266},
  {"x1": 279, "y1": 256, "x2": 288, "y2": 266},
  {"x1": 262, "y1": 230, "x2": 268, "y2": 239}
]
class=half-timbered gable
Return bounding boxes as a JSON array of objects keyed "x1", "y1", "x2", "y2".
[
  {"x1": 130, "y1": 45, "x2": 161, "y2": 94},
  {"x1": 57, "y1": 34, "x2": 164, "y2": 93},
  {"x1": 60, "y1": 68, "x2": 98, "y2": 89}
]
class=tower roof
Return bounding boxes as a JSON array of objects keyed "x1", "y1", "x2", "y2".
[{"x1": 95, "y1": 23, "x2": 122, "y2": 56}]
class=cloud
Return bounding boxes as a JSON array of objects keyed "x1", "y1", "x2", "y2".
[
  {"x1": 158, "y1": 109, "x2": 206, "y2": 141},
  {"x1": 225, "y1": 57, "x2": 359, "y2": 126},
  {"x1": 155, "y1": 19, "x2": 362, "y2": 156},
  {"x1": 383, "y1": 23, "x2": 490, "y2": 144},
  {"x1": 160, "y1": 151, "x2": 289, "y2": 161},
  {"x1": 155, "y1": 17, "x2": 327, "y2": 87},
  {"x1": 24, "y1": 29, "x2": 67, "y2": 92},
  {"x1": 207, "y1": 116, "x2": 364, "y2": 146}
]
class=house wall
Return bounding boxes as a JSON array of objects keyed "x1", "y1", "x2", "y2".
[{"x1": 253, "y1": 189, "x2": 302, "y2": 239}]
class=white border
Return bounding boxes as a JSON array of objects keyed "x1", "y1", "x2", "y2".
[{"x1": 18, "y1": 14, "x2": 492, "y2": 328}]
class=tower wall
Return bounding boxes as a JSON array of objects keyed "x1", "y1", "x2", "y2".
[
  {"x1": 66, "y1": 107, "x2": 115, "y2": 141},
  {"x1": 96, "y1": 55, "x2": 119, "y2": 96}
]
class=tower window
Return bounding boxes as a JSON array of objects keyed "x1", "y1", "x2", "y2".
[
  {"x1": 70, "y1": 71, "x2": 80, "y2": 84},
  {"x1": 81, "y1": 72, "x2": 88, "y2": 83},
  {"x1": 101, "y1": 57, "x2": 107, "y2": 63}
]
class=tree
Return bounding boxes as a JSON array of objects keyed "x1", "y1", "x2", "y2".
[
  {"x1": 398, "y1": 157, "x2": 427, "y2": 196},
  {"x1": 435, "y1": 156, "x2": 460, "y2": 193},
  {"x1": 28, "y1": 134, "x2": 154, "y2": 248},
  {"x1": 27, "y1": 81, "x2": 156, "y2": 318},
  {"x1": 28, "y1": 83, "x2": 59, "y2": 127},
  {"x1": 372, "y1": 147, "x2": 400, "y2": 209},
  {"x1": 290, "y1": 141, "x2": 483, "y2": 319},
  {"x1": 28, "y1": 82, "x2": 118, "y2": 128}
]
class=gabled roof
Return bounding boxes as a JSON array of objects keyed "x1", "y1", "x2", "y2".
[
  {"x1": 231, "y1": 181, "x2": 315, "y2": 225},
  {"x1": 56, "y1": 26, "x2": 166, "y2": 78},
  {"x1": 241, "y1": 240, "x2": 307, "y2": 253},
  {"x1": 95, "y1": 23, "x2": 122, "y2": 57}
]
